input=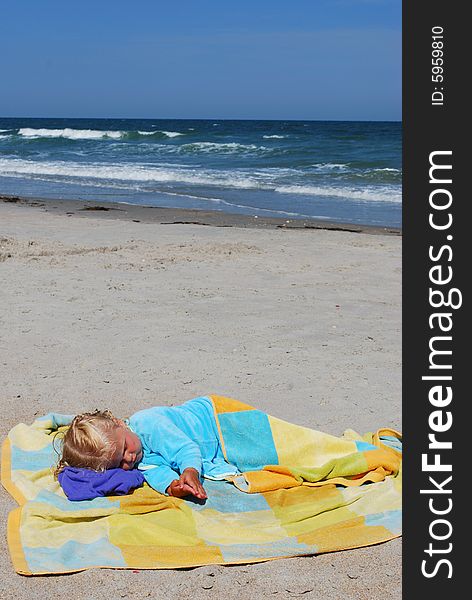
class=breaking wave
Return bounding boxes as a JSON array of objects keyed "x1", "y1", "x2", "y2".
[
  {"x1": 0, "y1": 157, "x2": 401, "y2": 203},
  {"x1": 16, "y1": 128, "x2": 185, "y2": 141}
]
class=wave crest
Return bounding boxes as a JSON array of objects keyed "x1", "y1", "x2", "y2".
[
  {"x1": 16, "y1": 128, "x2": 185, "y2": 141},
  {"x1": 18, "y1": 128, "x2": 123, "y2": 140},
  {"x1": 180, "y1": 141, "x2": 266, "y2": 154},
  {"x1": 0, "y1": 157, "x2": 402, "y2": 204},
  {"x1": 275, "y1": 184, "x2": 401, "y2": 203}
]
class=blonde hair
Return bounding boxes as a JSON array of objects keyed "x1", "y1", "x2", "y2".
[{"x1": 54, "y1": 410, "x2": 122, "y2": 477}]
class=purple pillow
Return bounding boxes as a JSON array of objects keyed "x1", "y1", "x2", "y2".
[{"x1": 58, "y1": 466, "x2": 145, "y2": 501}]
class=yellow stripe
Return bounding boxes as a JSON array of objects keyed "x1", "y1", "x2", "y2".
[
  {"x1": 9, "y1": 422, "x2": 55, "y2": 451},
  {"x1": 268, "y1": 415, "x2": 357, "y2": 466},
  {"x1": 209, "y1": 394, "x2": 255, "y2": 414},
  {"x1": 7, "y1": 508, "x2": 30, "y2": 575},
  {"x1": 118, "y1": 544, "x2": 224, "y2": 569},
  {"x1": 1, "y1": 438, "x2": 27, "y2": 506}
]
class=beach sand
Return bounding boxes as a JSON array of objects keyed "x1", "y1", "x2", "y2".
[{"x1": 0, "y1": 197, "x2": 401, "y2": 599}]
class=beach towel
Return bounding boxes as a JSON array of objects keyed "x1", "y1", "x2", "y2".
[{"x1": 1, "y1": 394, "x2": 402, "y2": 575}]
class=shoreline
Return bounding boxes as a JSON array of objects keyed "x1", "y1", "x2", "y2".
[{"x1": 0, "y1": 193, "x2": 401, "y2": 236}]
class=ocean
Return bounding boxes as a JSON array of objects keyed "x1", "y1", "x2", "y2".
[{"x1": 0, "y1": 118, "x2": 401, "y2": 227}]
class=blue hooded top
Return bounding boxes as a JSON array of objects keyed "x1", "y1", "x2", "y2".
[{"x1": 129, "y1": 396, "x2": 239, "y2": 494}]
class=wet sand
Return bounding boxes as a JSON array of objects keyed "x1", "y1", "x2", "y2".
[{"x1": 0, "y1": 194, "x2": 402, "y2": 235}]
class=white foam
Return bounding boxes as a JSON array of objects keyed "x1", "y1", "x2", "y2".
[
  {"x1": 263, "y1": 135, "x2": 286, "y2": 139},
  {"x1": 115, "y1": 194, "x2": 321, "y2": 220},
  {"x1": 18, "y1": 128, "x2": 123, "y2": 140},
  {"x1": 199, "y1": 197, "x2": 313, "y2": 218},
  {"x1": 159, "y1": 131, "x2": 184, "y2": 138},
  {"x1": 311, "y1": 163, "x2": 349, "y2": 171},
  {"x1": 180, "y1": 142, "x2": 264, "y2": 154},
  {"x1": 136, "y1": 130, "x2": 185, "y2": 138},
  {"x1": 0, "y1": 158, "x2": 402, "y2": 204},
  {"x1": 0, "y1": 157, "x2": 258, "y2": 189},
  {"x1": 154, "y1": 191, "x2": 314, "y2": 218},
  {"x1": 275, "y1": 184, "x2": 401, "y2": 203}
]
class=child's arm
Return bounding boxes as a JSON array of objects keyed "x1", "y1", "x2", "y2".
[
  {"x1": 131, "y1": 412, "x2": 203, "y2": 475},
  {"x1": 131, "y1": 411, "x2": 206, "y2": 496},
  {"x1": 142, "y1": 464, "x2": 181, "y2": 496},
  {"x1": 155, "y1": 417, "x2": 202, "y2": 472}
]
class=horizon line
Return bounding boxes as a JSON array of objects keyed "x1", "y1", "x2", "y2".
[{"x1": 0, "y1": 115, "x2": 402, "y2": 123}]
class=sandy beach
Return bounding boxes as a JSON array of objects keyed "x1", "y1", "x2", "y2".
[{"x1": 0, "y1": 197, "x2": 401, "y2": 599}]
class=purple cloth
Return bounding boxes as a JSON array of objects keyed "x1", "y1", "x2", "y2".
[{"x1": 58, "y1": 467, "x2": 145, "y2": 501}]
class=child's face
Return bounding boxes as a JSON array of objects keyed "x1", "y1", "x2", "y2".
[{"x1": 111, "y1": 424, "x2": 143, "y2": 470}]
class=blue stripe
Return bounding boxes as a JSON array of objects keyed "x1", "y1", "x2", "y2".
[
  {"x1": 365, "y1": 509, "x2": 402, "y2": 535},
  {"x1": 355, "y1": 440, "x2": 378, "y2": 452},
  {"x1": 35, "y1": 413, "x2": 74, "y2": 427},
  {"x1": 380, "y1": 435, "x2": 402, "y2": 452},
  {"x1": 34, "y1": 489, "x2": 120, "y2": 511},
  {"x1": 23, "y1": 538, "x2": 126, "y2": 572},
  {"x1": 218, "y1": 410, "x2": 279, "y2": 471},
  {"x1": 11, "y1": 445, "x2": 56, "y2": 472},
  {"x1": 191, "y1": 480, "x2": 270, "y2": 513}
]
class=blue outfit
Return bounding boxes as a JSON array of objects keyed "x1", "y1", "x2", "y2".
[{"x1": 129, "y1": 396, "x2": 239, "y2": 494}]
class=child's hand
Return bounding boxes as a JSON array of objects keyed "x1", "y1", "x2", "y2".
[
  {"x1": 166, "y1": 479, "x2": 189, "y2": 498},
  {"x1": 180, "y1": 467, "x2": 207, "y2": 499},
  {"x1": 166, "y1": 468, "x2": 207, "y2": 499}
]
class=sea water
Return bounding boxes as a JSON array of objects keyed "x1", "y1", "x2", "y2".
[{"x1": 0, "y1": 118, "x2": 401, "y2": 227}]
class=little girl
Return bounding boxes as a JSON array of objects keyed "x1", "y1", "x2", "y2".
[{"x1": 55, "y1": 396, "x2": 239, "y2": 500}]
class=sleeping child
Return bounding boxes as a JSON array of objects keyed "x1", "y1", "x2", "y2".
[{"x1": 54, "y1": 396, "x2": 240, "y2": 501}]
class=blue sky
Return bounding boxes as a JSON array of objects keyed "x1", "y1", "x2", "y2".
[{"x1": 0, "y1": 1, "x2": 401, "y2": 120}]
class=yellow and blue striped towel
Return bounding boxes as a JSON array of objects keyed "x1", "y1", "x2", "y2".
[{"x1": 1, "y1": 395, "x2": 401, "y2": 575}]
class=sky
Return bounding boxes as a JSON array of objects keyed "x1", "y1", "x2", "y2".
[{"x1": 0, "y1": 1, "x2": 401, "y2": 121}]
